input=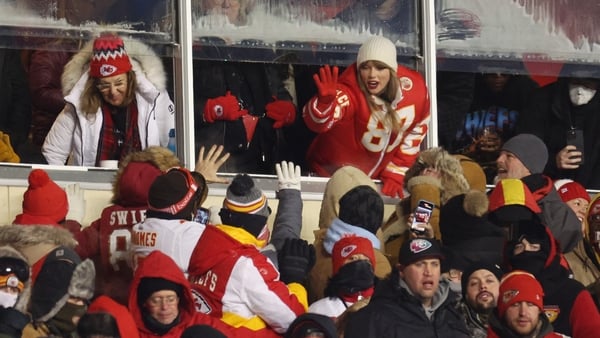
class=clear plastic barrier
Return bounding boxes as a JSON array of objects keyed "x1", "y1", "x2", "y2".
[
  {"x1": 436, "y1": 0, "x2": 600, "y2": 76},
  {"x1": 191, "y1": 0, "x2": 421, "y2": 66}
]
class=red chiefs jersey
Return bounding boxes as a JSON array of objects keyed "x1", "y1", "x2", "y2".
[
  {"x1": 75, "y1": 204, "x2": 147, "y2": 304},
  {"x1": 303, "y1": 63, "x2": 430, "y2": 184}
]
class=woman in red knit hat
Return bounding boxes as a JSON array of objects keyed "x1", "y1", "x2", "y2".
[{"x1": 42, "y1": 33, "x2": 175, "y2": 167}]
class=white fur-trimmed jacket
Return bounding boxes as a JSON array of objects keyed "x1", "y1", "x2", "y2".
[{"x1": 42, "y1": 36, "x2": 175, "y2": 166}]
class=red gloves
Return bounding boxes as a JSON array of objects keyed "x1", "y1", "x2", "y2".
[
  {"x1": 312, "y1": 65, "x2": 339, "y2": 108},
  {"x1": 381, "y1": 175, "x2": 405, "y2": 198},
  {"x1": 266, "y1": 98, "x2": 296, "y2": 128},
  {"x1": 203, "y1": 91, "x2": 248, "y2": 123}
]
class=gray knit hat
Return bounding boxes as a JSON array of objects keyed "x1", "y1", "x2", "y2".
[
  {"x1": 220, "y1": 174, "x2": 270, "y2": 237},
  {"x1": 501, "y1": 134, "x2": 548, "y2": 174},
  {"x1": 223, "y1": 174, "x2": 269, "y2": 218}
]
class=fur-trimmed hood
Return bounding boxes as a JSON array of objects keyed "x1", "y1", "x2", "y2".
[
  {"x1": 111, "y1": 146, "x2": 181, "y2": 205},
  {"x1": 0, "y1": 245, "x2": 32, "y2": 314},
  {"x1": 404, "y1": 147, "x2": 470, "y2": 203},
  {"x1": 61, "y1": 35, "x2": 167, "y2": 95},
  {"x1": 0, "y1": 225, "x2": 77, "y2": 267},
  {"x1": 588, "y1": 192, "x2": 600, "y2": 240},
  {"x1": 35, "y1": 258, "x2": 95, "y2": 323},
  {"x1": 318, "y1": 166, "x2": 377, "y2": 230}
]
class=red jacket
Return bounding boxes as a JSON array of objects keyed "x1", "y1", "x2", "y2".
[
  {"x1": 88, "y1": 295, "x2": 139, "y2": 338},
  {"x1": 75, "y1": 204, "x2": 146, "y2": 304},
  {"x1": 303, "y1": 63, "x2": 430, "y2": 187},
  {"x1": 128, "y1": 251, "x2": 237, "y2": 338}
]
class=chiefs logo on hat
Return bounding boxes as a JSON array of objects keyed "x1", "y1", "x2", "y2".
[
  {"x1": 410, "y1": 239, "x2": 432, "y2": 253},
  {"x1": 100, "y1": 64, "x2": 118, "y2": 77},
  {"x1": 502, "y1": 289, "x2": 519, "y2": 304},
  {"x1": 340, "y1": 244, "x2": 358, "y2": 258}
]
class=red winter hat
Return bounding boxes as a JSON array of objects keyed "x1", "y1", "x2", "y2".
[
  {"x1": 554, "y1": 179, "x2": 590, "y2": 203},
  {"x1": 118, "y1": 162, "x2": 163, "y2": 207},
  {"x1": 332, "y1": 235, "x2": 376, "y2": 275},
  {"x1": 88, "y1": 295, "x2": 140, "y2": 338},
  {"x1": 89, "y1": 34, "x2": 132, "y2": 78},
  {"x1": 497, "y1": 270, "x2": 544, "y2": 318},
  {"x1": 13, "y1": 169, "x2": 68, "y2": 226}
]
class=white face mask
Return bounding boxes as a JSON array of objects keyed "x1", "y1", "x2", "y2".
[
  {"x1": 569, "y1": 84, "x2": 597, "y2": 106},
  {"x1": 0, "y1": 290, "x2": 18, "y2": 308}
]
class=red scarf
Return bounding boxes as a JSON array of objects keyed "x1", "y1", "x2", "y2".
[
  {"x1": 97, "y1": 101, "x2": 142, "y2": 165},
  {"x1": 339, "y1": 286, "x2": 374, "y2": 304}
]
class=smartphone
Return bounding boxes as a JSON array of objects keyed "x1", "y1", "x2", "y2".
[
  {"x1": 194, "y1": 207, "x2": 210, "y2": 225},
  {"x1": 566, "y1": 129, "x2": 584, "y2": 165},
  {"x1": 411, "y1": 200, "x2": 434, "y2": 235}
]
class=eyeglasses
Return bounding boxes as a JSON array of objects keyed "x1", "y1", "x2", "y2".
[
  {"x1": 96, "y1": 80, "x2": 127, "y2": 93},
  {"x1": 147, "y1": 295, "x2": 179, "y2": 307}
]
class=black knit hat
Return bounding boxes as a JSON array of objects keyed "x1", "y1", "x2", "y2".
[
  {"x1": 181, "y1": 325, "x2": 227, "y2": 338},
  {"x1": 30, "y1": 246, "x2": 83, "y2": 322},
  {"x1": 399, "y1": 238, "x2": 444, "y2": 268},
  {"x1": 461, "y1": 261, "x2": 504, "y2": 298},
  {"x1": 440, "y1": 192, "x2": 501, "y2": 245},
  {"x1": 338, "y1": 185, "x2": 384, "y2": 235},
  {"x1": 137, "y1": 277, "x2": 183, "y2": 308},
  {"x1": 284, "y1": 313, "x2": 337, "y2": 338},
  {"x1": 147, "y1": 167, "x2": 207, "y2": 219}
]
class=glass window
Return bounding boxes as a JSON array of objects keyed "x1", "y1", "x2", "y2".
[{"x1": 435, "y1": 0, "x2": 600, "y2": 187}]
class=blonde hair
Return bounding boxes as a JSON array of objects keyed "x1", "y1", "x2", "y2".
[
  {"x1": 80, "y1": 71, "x2": 137, "y2": 117},
  {"x1": 357, "y1": 60, "x2": 400, "y2": 133}
]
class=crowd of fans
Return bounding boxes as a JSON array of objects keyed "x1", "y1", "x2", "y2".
[
  {"x1": 1, "y1": 128, "x2": 600, "y2": 337},
  {"x1": 1, "y1": 26, "x2": 600, "y2": 338}
]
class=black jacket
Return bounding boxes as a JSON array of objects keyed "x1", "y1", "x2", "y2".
[
  {"x1": 0, "y1": 48, "x2": 31, "y2": 151},
  {"x1": 518, "y1": 78, "x2": 600, "y2": 189},
  {"x1": 344, "y1": 272, "x2": 470, "y2": 338},
  {"x1": 193, "y1": 60, "x2": 294, "y2": 174}
]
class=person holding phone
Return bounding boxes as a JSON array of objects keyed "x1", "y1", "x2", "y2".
[
  {"x1": 517, "y1": 65, "x2": 600, "y2": 189},
  {"x1": 380, "y1": 147, "x2": 474, "y2": 265}
]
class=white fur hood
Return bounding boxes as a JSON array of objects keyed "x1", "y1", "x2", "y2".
[{"x1": 61, "y1": 35, "x2": 167, "y2": 95}]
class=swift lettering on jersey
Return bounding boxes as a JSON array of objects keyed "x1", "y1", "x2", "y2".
[{"x1": 109, "y1": 209, "x2": 147, "y2": 226}]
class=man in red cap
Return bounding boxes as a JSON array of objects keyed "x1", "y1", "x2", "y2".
[
  {"x1": 487, "y1": 271, "x2": 564, "y2": 338},
  {"x1": 308, "y1": 235, "x2": 376, "y2": 319},
  {"x1": 344, "y1": 238, "x2": 469, "y2": 338},
  {"x1": 491, "y1": 178, "x2": 600, "y2": 337}
]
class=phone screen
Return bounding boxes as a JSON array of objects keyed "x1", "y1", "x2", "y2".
[
  {"x1": 411, "y1": 200, "x2": 434, "y2": 234},
  {"x1": 194, "y1": 207, "x2": 210, "y2": 225}
]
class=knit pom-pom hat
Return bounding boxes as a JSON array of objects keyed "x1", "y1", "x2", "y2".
[{"x1": 13, "y1": 169, "x2": 68, "y2": 226}]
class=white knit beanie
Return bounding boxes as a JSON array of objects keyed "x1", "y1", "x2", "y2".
[{"x1": 356, "y1": 36, "x2": 398, "y2": 71}]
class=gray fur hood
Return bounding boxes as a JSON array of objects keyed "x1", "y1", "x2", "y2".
[
  {"x1": 61, "y1": 35, "x2": 167, "y2": 95},
  {"x1": 0, "y1": 225, "x2": 77, "y2": 250}
]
